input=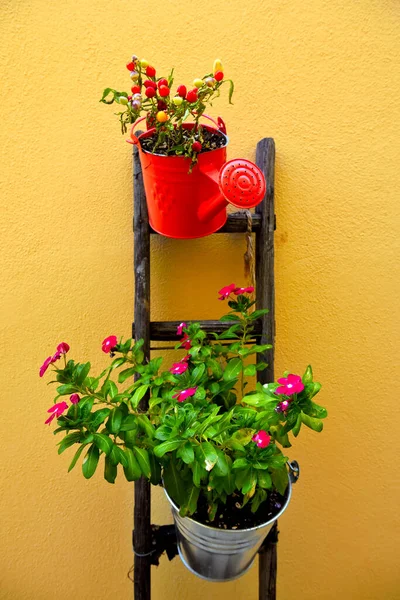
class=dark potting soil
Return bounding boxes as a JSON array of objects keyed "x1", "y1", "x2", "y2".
[
  {"x1": 139, "y1": 128, "x2": 226, "y2": 156},
  {"x1": 191, "y1": 489, "x2": 289, "y2": 530}
]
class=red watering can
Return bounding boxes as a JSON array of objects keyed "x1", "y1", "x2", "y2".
[{"x1": 129, "y1": 116, "x2": 266, "y2": 239}]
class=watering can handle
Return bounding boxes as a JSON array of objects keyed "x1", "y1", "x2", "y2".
[
  {"x1": 199, "y1": 114, "x2": 227, "y2": 135},
  {"x1": 127, "y1": 117, "x2": 156, "y2": 145}
]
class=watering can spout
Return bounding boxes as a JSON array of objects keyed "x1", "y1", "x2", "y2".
[{"x1": 197, "y1": 159, "x2": 266, "y2": 223}]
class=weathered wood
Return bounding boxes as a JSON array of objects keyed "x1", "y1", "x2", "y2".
[
  {"x1": 133, "y1": 139, "x2": 151, "y2": 600},
  {"x1": 255, "y1": 138, "x2": 277, "y2": 600},
  {"x1": 149, "y1": 211, "x2": 262, "y2": 234},
  {"x1": 132, "y1": 319, "x2": 262, "y2": 341},
  {"x1": 258, "y1": 524, "x2": 278, "y2": 600}
]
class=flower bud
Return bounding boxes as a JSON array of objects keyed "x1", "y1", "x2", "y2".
[
  {"x1": 132, "y1": 99, "x2": 141, "y2": 110},
  {"x1": 130, "y1": 70, "x2": 139, "y2": 81}
]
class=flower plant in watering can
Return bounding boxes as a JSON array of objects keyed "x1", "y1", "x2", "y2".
[
  {"x1": 100, "y1": 55, "x2": 267, "y2": 239},
  {"x1": 41, "y1": 287, "x2": 327, "y2": 579}
]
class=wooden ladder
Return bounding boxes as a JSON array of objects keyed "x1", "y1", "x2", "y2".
[{"x1": 132, "y1": 137, "x2": 277, "y2": 600}]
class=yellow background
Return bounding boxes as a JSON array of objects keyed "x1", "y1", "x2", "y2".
[{"x1": 1, "y1": 1, "x2": 399, "y2": 598}]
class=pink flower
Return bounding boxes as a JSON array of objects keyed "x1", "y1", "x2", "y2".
[
  {"x1": 218, "y1": 283, "x2": 236, "y2": 300},
  {"x1": 39, "y1": 356, "x2": 53, "y2": 377},
  {"x1": 181, "y1": 355, "x2": 190, "y2": 362},
  {"x1": 172, "y1": 387, "x2": 197, "y2": 403},
  {"x1": 233, "y1": 286, "x2": 254, "y2": 295},
  {"x1": 170, "y1": 362, "x2": 189, "y2": 375},
  {"x1": 276, "y1": 374, "x2": 304, "y2": 396},
  {"x1": 56, "y1": 342, "x2": 70, "y2": 354},
  {"x1": 70, "y1": 394, "x2": 80, "y2": 404},
  {"x1": 102, "y1": 335, "x2": 118, "y2": 353},
  {"x1": 252, "y1": 430, "x2": 271, "y2": 448},
  {"x1": 177, "y1": 322, "x2": 187, "y2": 336},
  {"x1": 44, "y1": 401, "x2": 68, "y2": 425},
  {"x1": 51, "y1": 351, "x2": 61, "y2": 363},
  {"x1": 276, "y1": 400, "x2": 290, "y2": 413},
  {"x1": 180, "y1": 334, "x2": 192, "y2": 350}
]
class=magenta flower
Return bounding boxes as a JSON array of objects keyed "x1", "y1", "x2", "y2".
[
  {"x1": 51, "y1": 351, "x2": 61, "y2": 363},
  {"x1": 39, "y1": 356, "x2": 53, "y2": 377},
  {"x1": 218, "y1": 283, "x2": 236, "y2": 300},
  {"x1": 172, "y1": 387, "x2": 197, "y2": 403},
  {"x1": 276, "y1": 400, "x2": 290, "y2": 413},
  {"x1": 70, "y1": 394, "x2": 80, "y2": 404},
  {"x1": 44, "y1": 401, "x2": 68, "y2": 425},
  {"x1": 102, "y1": 335, "x2": 118, "y2": 353},
  {"x1": 56, "y1": 342, "x2": 70, "y2": 354},
  {"x1": 252, "y1": 430, "x2": 271, "y2": 448},
  {"x1": 170, "y1": 362, "x2": 188, "y2": 375},
  {"x1": 180, "y1": 334, "x2": 192, "y2": 350},
  {"x1": 234, "y1": 286, "x2": 254, "y2": 295},
  {"x1": 177, "y1": 322, "x2": 187, "y2": 336},
  {"x1": 276, "y1": 374, "x2": 304, "y2": 396}
]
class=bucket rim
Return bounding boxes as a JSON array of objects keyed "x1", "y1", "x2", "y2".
[
  {"x1": 164, "y1": 475, "x2": 292, "y2": 534},
  {"x1": 138, "y1": 123, "x2": 229, "y2": 158}
]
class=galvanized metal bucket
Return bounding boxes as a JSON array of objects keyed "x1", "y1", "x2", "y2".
[{"x1": 164, "y1": 462, "x2": 300, "y2": 582}]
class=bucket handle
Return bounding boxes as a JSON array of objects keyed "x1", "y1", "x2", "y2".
[
  {"x1": 288, "y1": 460, "x2": 300, "y2": 484},
  {"x1": 199, "y1": 114, "x2": 227, "y2": 135},
  {"x1": 127, "y1": 117, "x2": 155, "y2": 145}
]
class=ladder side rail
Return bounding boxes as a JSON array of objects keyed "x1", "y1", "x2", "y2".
[{"x1": 255, "y1": 138, "x2": 277, "y2": 600}]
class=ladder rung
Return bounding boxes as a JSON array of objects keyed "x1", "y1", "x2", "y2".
[
  {"x1": 149, "y1": 212, "x2": 262, "y2": 234},
  {"x1": 132, "y1": 319, "x2": 262, "y2": 341}
]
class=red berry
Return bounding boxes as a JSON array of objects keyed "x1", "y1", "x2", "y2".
[
  {"x1": 192, "y1": 141, "x2": 202, "y2": 153},
  {"x1": 146, "y1": 65, "x2": 156, "y2": 77},
  {"x1": 131, "y1": 85, "x2": 141, "y2": 94},
  {"x1": 157, "y1": 100, "x2": 167, "y2": 110},
  {"x1": 177, "y1": 85, "x2": 187, "y2": 98},
  {"x1": 159, "y1": 85, "x2": 170, "y2": 97},
  {"x1": 145, "y1": 87, "x2": 156, "y2": 98},
  {"x1": 144, "y1": 80, "x2": 157, "y2": 89},
  {"x1": 186, "y1": 89, "x2": 198, "y2": 103},
  {"x1": 157, "y1": 78, "x2": 168, "y2": 89},
  {"x1": 126, "y1": 61, "x2": 136, "y2": 71},
  {"x1": 214, "y1": 71, "x2": 224, "y2": 81}
]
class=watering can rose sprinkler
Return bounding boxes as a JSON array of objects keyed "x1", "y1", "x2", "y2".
[{"x1": 129, "y1": 117, "x2": 266, "y2": 239}]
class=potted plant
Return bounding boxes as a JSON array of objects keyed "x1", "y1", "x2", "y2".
[
  {"x1": 41, "y1": 286, "x2": 327, "y2": 581},
  {"x1": 101, "y1": 56, "x2": 266, "y2": 239}
]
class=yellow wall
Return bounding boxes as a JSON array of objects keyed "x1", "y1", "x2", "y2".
[{"x1": 1, "y1": 1, "x2": 399, "y2": 598}]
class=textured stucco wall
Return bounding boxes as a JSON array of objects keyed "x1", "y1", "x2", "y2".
[{"x1": 1, "y1": 1, "x2": 399, "y2": 599}]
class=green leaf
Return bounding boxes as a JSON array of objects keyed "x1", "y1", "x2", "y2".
[
  {"x1": 93, "y1": 433, "x2": 114, "y2": 455},
  {"x1": 191, "y1": 364, "x2": 206, "y2": 384},
  {"x1": 136, "y1": 414, "x2": 154, "y2": 438},
  {"x1": 251, "y1": 489, "x2": 267, "y2": 513},
  {"x1": 56, "y1": 384, "x2": 78, "y2": 396},
  {"x1": 123, "y1": 448, "x2": 142, "y2": 481},
  {"x1": 130, "y1": 385, "x2": 149, "y2": 408},
  {"x1": 232, "y1": 458, "x2": 249, "y2": 470},
  {"x1": 213, "y1": 450, "x2": 229, "y2": 477},
  {"x1": 223, "y1": 358, "x2": 242, "y2": 381},
  {"x1": 68, "y1": 444, "x2": 85, "y2": 472},
  {"x1": 75, "y1": 362, "x2": 91, "y2": 386},
  {"x1": 180, "y1": 484, "x2": 200, "y2": 517},
  {"x1": 118, "y1": 367, "x2": 136, "y2": 383},
  {"x1": 106, "y1": 407, "x2": 124, "y2": 434},
  {"x1": 177, "y1": 441, "x2": 194, "y2": 464},
  {"x1": 163, "y1": 459, "x2": 186, "y2": 507},
  {"x1": 82, "y1": 444, "x2": 100, "y2": 479},
  {"x1": 192, "y1": 460, "x2": 207, "y2": 487},
  {"x1": 243, "y1": 364, "x2": 257, "y2": 377},
  {"x1": 227, "y1": 78, "x2": 235, "y2": 104},
  {"x1": 199, "y1": 442, "x2": 218, "y2": 471},
  {"x1": 248, "y1": 309, "x2": 269, "y2": 320},
  {"x1": 89, "y1": 408, "x2": 111, "y2": 430},
  {"x1": 154, "y1": 439, "x2": 182, "y2": 458},
  {"x1": 301, "y1": 412, "x2": 323, "y2": 432},
  {"x1": 302, "y1": 365, "x2": 313, "y2": 385},
  {"x1": 310, "y1": 401, "x2": 328, "y2": 419},
  {"x1": 292, "y1": 414, "x2": 302, "y2": 437},
  {"x1": 111, "y1": 445, "x2": 129, "y2": 468},
  {"x1": 271, "y1": 467, "x2": 288, "y2": 495},
  {"x1": 104, "y1": 455, "x2": 117, "y2": 484},
  {"x1": 57, "y1": 432, "x2": 81, "y2": 454},
  {"x1": 257, "y1": 470, "x2": 272, "y2": 489},
  {"x1": 241, "y1": 468, "x2": 257, "y2": 496},
  {"x1": 133, "y1": 447, "x2": 151, "y2": 479},
  {"x1": 120, "y1": 414, "x2": 138, "y2": 431},
  {"x1": 149, "y1": 452, "x2": 162, "y2": 485}
]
